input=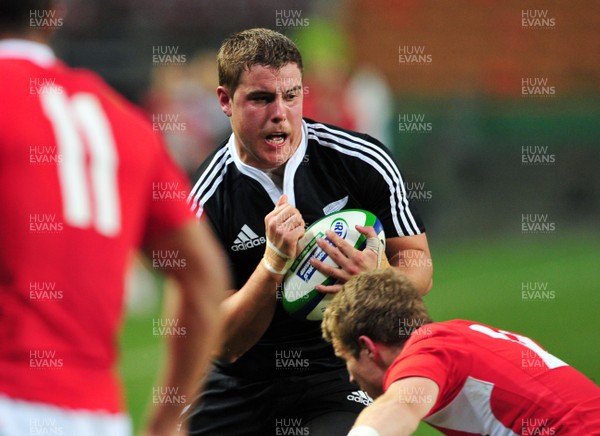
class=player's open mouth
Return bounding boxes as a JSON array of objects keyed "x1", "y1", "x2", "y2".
[{"x1": 265, "y1": 133, "x2": 287, "y2": 146}]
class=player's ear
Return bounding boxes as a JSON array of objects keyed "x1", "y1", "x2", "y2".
[
  {"x1": 217, "y1": 86, "x2": 233, "y2": 117},
  {"x1": 358, "y1": 335, "x2": 381, "y2": 363}
]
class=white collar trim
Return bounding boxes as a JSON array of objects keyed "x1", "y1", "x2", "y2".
[
  {"x1": 0, "y1": 39, "x2": 56, "y2": 68},
  {"x1": 228, "y1": 120, "x2": 308, "y2": 206}
]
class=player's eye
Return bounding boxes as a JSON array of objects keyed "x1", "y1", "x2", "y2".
[
  {"x1": 248, "y1": 94, "x2": 273, "y2": 104},
  {"x1": 285, "y1": 88, "x2": 302, "y2": 100}
]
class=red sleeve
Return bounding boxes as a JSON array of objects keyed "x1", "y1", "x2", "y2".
[
  {"x1": 144, "y1": 144, "x2": 195, "y2": 241},
  {"x1": 383, "y1": 335, "x2": 471, "y2": 416}
]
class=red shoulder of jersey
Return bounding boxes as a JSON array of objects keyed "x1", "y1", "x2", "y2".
[{"x1": 383, "y1": 321, "x2": 472, "y2": 412}]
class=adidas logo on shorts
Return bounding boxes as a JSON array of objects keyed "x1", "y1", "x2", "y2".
[
  {"x1": 231, "y1": 224, "x2": 265, "y2": 251},
  {"x1": 347, "y1": 390, "x2": 373, "y2": 406}
]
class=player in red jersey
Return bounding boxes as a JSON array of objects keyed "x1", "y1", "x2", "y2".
[
  {"x1": 322, "y1": 269, "x2": 600, "y2": 436},
  {"x1": 0, "y1": 1, "x2": 229, "y2": 435}
]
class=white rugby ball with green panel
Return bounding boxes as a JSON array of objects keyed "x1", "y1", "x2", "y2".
[{"x1": 282, "y1": 209, "x2": 385, "y2": 321}]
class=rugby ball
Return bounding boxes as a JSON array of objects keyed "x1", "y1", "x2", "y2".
[{"x1": 282, "y1": 209, "x2": 385, "y2": 321}]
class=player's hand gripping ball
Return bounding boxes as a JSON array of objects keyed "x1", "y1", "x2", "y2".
[{"x1": 282, "y1": 209, "x2": 385, "y2": 321}]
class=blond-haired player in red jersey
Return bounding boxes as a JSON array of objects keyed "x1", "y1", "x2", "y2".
[
  {"x1": 0, "y1": 1, "x2": 229, "y2": 435},
  {"x1": 323, "y1": 269, "x2": 600, "y2": 436}
]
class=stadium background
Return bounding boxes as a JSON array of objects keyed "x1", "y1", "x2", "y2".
[{"x1": 50, "y1": 0, "x2": 599, "y2": 434}]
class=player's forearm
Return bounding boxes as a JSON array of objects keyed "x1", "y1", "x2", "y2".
[
  {"x1": 390, "y1": 249, "x2": 433, "y2": 295},
  {"x1": 142, "y1": 221, "x2": 229, "y2": 435},
  {"x1": 217, "y1": 262, "x2": 281, "y2": 363},
  {"x1": 145, "y1": 291, "x2": 222, "y2": 434},
  {"x1": 350, "y1": 397, "x2": 420, "y2": 436}
]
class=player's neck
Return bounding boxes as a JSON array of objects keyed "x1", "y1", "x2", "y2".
[
  {"x1": 379, "y1": 344, "x2": 405, "y2": 368},
  {"x1": 264, "y1": 164, "x2": 285, "y2": 190}
]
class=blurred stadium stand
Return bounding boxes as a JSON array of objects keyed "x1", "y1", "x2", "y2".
[{"x1": 52, "y1": 0, "x2": 599, "y2": 240}]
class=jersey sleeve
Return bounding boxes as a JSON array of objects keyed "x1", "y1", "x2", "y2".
[
  {"x1": 143, "y1": 142, "x2": 195, "y2": 241},
  {"x1": 356, "y1": 133, "x2": 425, "y2": 237},
  {"x1": 383, "y1": 338, "x2": 471, "y2": 416}
]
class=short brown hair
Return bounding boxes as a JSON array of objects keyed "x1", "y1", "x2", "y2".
[
  {"x1": 217, "y1": 28, "x2": 303, "y2": 97},
  {"x1": 322, "y1": 269, "x2": 432, "y2": 358}
]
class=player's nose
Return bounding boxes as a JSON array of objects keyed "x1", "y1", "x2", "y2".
[{"x1": 269, "y1": 96, "x2": 287, "y2": 123}]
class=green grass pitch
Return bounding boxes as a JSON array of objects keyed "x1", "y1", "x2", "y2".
[{"x1": 119, "y1": 233, "x2": 600, "y2": 434}]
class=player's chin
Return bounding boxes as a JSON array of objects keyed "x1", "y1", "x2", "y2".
[{"x1": 260, "y1": 148, "x2": 287, "y2": 168}]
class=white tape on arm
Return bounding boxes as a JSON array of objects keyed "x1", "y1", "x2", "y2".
[
  {"x1": 263, "y1": 238, "x2": 294, "y2": 275},
  {"x1": 365, "y1": 236, "x2": 383, "y2": 269},
  {"x1": 347, "y1": 426, "x2": 381, "y2": 436},
  {"x1": 266, "y1": 238, "x2": 290, "y2": 259},
  {"x1": 262, "y1": 257, "x2": 293, "y2": 276}
]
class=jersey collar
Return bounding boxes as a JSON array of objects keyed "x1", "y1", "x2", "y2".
[
  {"x1": 0, "y1": 39, "x2": 57, "y2": 68},
  {"x1": 228, "y1": 120, "x2": 308, "y2": 207}
]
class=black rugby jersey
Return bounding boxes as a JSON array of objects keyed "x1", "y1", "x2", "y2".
[{"x1": 188, "y1": 118, "x2": 425, "y2": 379}]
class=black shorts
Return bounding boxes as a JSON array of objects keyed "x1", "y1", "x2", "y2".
[{"x1": 184, "y1": 368, "x2": 371, "y2": 436}]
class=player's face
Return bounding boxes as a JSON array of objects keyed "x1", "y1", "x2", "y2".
[
  {"x1": 335, "y1": 342, "x2": 385, "y2": 399},
  {"x1": 220, "y1": 63, "x2": 304, "y2": 170}
]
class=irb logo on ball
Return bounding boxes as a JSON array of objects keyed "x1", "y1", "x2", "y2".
[{"x1": 331, "y1": 218, "x2": 348, "y2": 239}]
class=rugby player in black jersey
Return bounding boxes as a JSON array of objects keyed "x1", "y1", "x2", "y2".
[{"x1": 186, "y1": 28, "x2": 432, "y2": 435}]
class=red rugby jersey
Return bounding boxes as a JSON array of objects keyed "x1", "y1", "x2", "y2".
[
  {"x1": 384, "y1": 320, "x2": 600, "y2": 435},
  {"x1": 0, "y1": 40, "x2": 193, "y2": 413}
]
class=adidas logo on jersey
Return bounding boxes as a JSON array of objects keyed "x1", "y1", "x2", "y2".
[
  {"x1": 231, "y1": 225, "x2": 266, "y2": 251},
  {"x1": 347, "y1": 390, "x2": 373, "y2": 406}
]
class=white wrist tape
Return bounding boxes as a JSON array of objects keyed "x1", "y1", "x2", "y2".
[
  {"x1": 347, "y1": 426, "x2": 381, "y2": 436},
  {"x1": 266, "y1": 238, "x2": 290, "y2": 259},
  {"x1": 365, "y1": 236, "x2": 383, "y2": 269},
  {"x1": 263, "y1": 238, "x2": 294, "y2": 275},
  {"x1": 262, "y1": 257, "x2": 293, "y2": 275}
]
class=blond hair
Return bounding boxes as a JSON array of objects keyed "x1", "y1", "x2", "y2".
[
  {"x1": 322, "y1": 269, "x2": 432, "y2": 358},
  {"x1": 217, "y1": 28, "x2": 303, "y2": 97}
]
